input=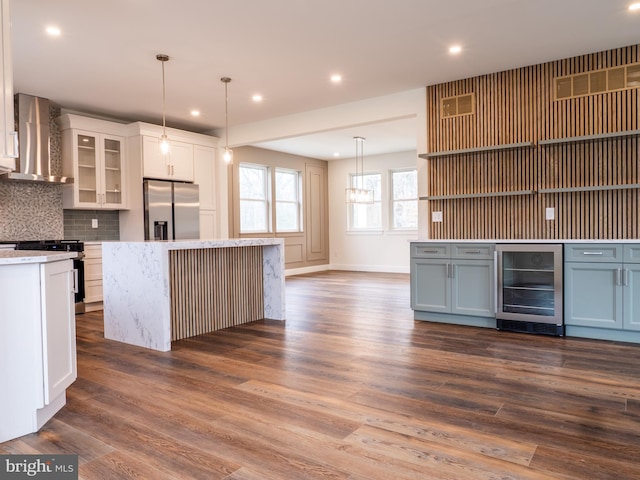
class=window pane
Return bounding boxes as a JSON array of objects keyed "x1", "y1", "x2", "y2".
[
  {"x1": 276, "y1": 170, "x2": 297, "y2": 201},
  {"x1": 352, "y1": 173, "x2": 381, "y2": 200},
  {"x1": 239, "y1": 163, "x2": 269, "y2": 233},
  {"x1": 392, "y1": 170, "x2": 417, "y2": 200},
  {"x1": 240, "y1": 200, "x2": 267, "y2": 232},
  {"x1": 275, "y1": 169, "x2": 301, "y2": 232},
  {"x1": 391, "y1": 169, "x2": 418, "y2": 230},
  {"x1": 276, "y1": 203, "x2": 298, "y2": 231},
  {"x1": 239, "y1": 165, "x2": 266, "y2": 200},
  {"x1": 393, "y1": 200, "x2": 418, "y2": 229},
  {"x1": 350, "y1": 173, "x2": 381, "y2": 230}
]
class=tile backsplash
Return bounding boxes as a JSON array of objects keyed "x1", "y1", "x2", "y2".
[
  {"x1": 63, "y1": 210, "x2": 120, "y2": 241},
  {"x1": 0, "y1": 182, "x2": 64, "y2": 240},
  {"x1": 0, "y1": 102, "x2": 66, "y2": 241}
]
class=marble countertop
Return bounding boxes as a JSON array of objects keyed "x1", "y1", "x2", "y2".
[
  {"x1": 105, "y1": 238, "x2": 284, "y2": 251},
  {"x1": 411, "y1": 239, "x2": 640, "y2": 244},
  {"x1": 0, "y1": 250, "x2": 78, "y2": 266}
]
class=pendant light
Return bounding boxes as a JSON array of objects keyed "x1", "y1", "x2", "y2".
[
  {"x1": 156, "y1": 54, "x2": 170, "y2": 155},
  {"x1": 221, "y1": 76, "x2": 233, "y2": 164},
  {"x1": 345, "y1": 136, "x2": 374, "y2": 204}
]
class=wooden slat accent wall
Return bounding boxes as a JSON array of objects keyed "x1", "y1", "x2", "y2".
[
  {"x1": 169, "y1": 247, "x2": 264, "y2": 341},
  {"x1": 426, "y1": 44, "x2": 640, "y2": 239}
]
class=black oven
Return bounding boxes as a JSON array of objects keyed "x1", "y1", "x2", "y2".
[{"x1": 13, "y1": 240, "x2": 86, "y2": 314}]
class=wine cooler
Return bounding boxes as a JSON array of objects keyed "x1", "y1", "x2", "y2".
[{"x1": 496, "y1": 244, "x2": 564, "y2": 336}]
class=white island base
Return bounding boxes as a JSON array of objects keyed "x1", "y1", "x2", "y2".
[{"x1": 103, "y1": 239, "x2": 285, "y2": 352}]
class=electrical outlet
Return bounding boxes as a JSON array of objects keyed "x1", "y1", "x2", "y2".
[
  {"x1": 545, "y1": 207, "x2": 555, "y2": 221},
  {"x1": 432, "y1": 211, "x2": 443, "y2": 223},
  {"x1": 91, "y1": 218, "x2": 98, "y2": 228}
]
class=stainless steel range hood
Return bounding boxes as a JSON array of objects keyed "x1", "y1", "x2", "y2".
[{"x1": 0, "y1": 93, "x2": 72, "y2": 184}]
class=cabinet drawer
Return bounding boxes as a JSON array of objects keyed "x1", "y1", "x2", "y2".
[
  {"x1": 451, "y1": 243, "x2": 494, "y2": 260},
  {"x1": 84, "y1": 257, "x2": 103, "y2": 281},
  {"x1": 84, "y1": 243, "x2": 102, "y2": 258},
  {"x1": 411, "y1": 243, "x2": 449, "y2": 258},
  {"x1": 84, "y1": 279, "x2": 103, "y2": 303},
  {"x1": 564, "y1": 244, "x2": 622, "y2": 263},
  {"x1": 623, "y1": 245, "x2": 640, "y2": 263}
]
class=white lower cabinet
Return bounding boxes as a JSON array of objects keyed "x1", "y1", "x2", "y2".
[
  {"x1": 84, "y1": 242, "x2": 104, "y2": 310},
  {"x1": 0, "y1": 258, "x2": 77, "y2": 443}
]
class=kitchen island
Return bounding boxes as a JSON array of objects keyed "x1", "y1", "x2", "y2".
[
  {"x1": 103, "y1": 238, "x2": 285, "y2": 351},
  {"x1": 0, "y1": 250, "x2": 77, "y2": 443}
]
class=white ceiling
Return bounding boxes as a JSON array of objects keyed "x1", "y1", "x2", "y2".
[{"x1": 10, "y1": 0, "x2": 640, "y2": 160}]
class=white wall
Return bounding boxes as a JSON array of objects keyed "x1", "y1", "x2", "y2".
[{"x1": 328, "y1": 150, "x2": 419, "y2": 273}]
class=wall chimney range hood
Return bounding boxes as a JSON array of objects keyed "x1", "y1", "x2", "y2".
[{"x1": 0, "y1": 93, "x2": 72, "y2": 184}]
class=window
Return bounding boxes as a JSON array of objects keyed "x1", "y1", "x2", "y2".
[
  {"x1": 349, "y1": 172, "x2": 382, "y2": 230},
  {"x1": 391, "y1": 169, "x2": 418, "y2": 230},
  {"x1": 275, "y1": 168, "x2": 302, "y2": 232},
  {"x1": 239, "y1": 163, "x2": 269, "y2": 233}
]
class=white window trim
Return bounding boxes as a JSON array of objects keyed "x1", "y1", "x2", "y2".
[
  {"x1": 390, "y1": 167, "x2": 418, "y2": 232},
  {"x1": 275, "y1": 167, "x2": 303, "y2": 233},
  {"x1": 239, "y1": 163, "x2": 271, "y2": 234}
]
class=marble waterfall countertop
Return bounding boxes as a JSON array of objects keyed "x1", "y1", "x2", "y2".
[
  {"x1": 103, "y1": 238, "x2": 285, "y2": 351},
  {"x1": 0, "y1": 250, "x2": 77, "y2": 265}
]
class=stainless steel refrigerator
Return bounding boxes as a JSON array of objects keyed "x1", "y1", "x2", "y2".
[{"x1": 143, "y1": 180, "x2": 200, "y2": 240}]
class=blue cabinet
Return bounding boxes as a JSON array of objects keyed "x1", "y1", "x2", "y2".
[
  {"x1": 565, "y1": 244, "x2": 640, "y2": 334},
  {"x1": 411, "y1": 243, "x2": 495, "y2": 323}
]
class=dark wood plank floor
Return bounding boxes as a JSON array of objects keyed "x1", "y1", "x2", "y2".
[{"x1": 3, "y1": 271, "x2": 640, "y2": 479}]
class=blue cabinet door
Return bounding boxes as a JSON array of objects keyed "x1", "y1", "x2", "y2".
[
  {"x1": 564, "y1": 262, "x2": 623, "y2": 329},
  {"x1": 623, "y1": 264, "x2": 640, "y2": 331},
  {"x1": 410, "y1": 258, "x2": 450, "y2": 313},
  {"x1": 451, "y1": 259, "x2": 495, "y2": 317}
]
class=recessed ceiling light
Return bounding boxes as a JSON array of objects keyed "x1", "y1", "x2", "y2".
[
  {"x1": 252, "y1": 94, "x2": 263, "y2": 102},
  {"x1": 630, "y1": 3, "x2": 640, "y2": 11},
  {"x1": 449, "y1": 45, "x2": 462, "y2": 55},
  {"x1": 45, "y1": 26, "x2": 61, "y2": 36},
  {"x1": 330, "y1": 74, "x2": 342, "y2": 83},
  {"x1": 333, "y1": 152, "x2": 340, "y2": 157},
  {"x1": 190, "y1": 110, "x2": 200, "y2": 117}
]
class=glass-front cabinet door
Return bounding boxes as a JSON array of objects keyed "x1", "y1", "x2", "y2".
[
  {"x1": 102, "y1": 135, "x2": 123, "y2": 208},
  {"x1": 66, "y1": 130, "x2": 125, "y2": 209},
  {"x1": 59, "y1": 114, "x2": 128, "y2": 210},
  {"x1": 76, "y1": 133, "x2": 99, "y2": 205}
]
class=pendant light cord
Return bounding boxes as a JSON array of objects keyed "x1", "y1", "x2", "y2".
[
  {"x1": 156, "y1": 54, "x2": 170, "y2": 139},
  {"x1": 225, "y1": 80, "x2": 229, "y2": 150},
  {"x1": 161, "y1": 59, "x2": 166, "y2": 137}
]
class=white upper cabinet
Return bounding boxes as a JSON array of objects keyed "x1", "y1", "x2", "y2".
[
  {"x1": 194, "y1": 145, "x2": 215, "y2": 210},
  {"x1": 142, "y1": 135, "x2": 194, "y2": 182},
  {"x1": 0, "y1": 0, "x2": 18, "y2": 172},
  {"x1": 58, "y1": 114, "x2": 129, "y2": 210}
]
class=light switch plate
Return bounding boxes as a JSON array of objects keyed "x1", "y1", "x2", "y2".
[
  {"x1": 432, "y1": 211, "x2": 443, "y2": 223},
  {"x1": 545, "y1": 207, "x2": 555, "y2": 221},
  {"x1": 92, "y1": 218, "x2": 99, "y2": 228}
]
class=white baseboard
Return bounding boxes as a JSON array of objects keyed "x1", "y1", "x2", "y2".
[
  {"x1": 285, "y1": 264, "x2": 410, "y2": 277},
  {"x1": 329, "y1": 263, "x2": 410, "y2": 274},
  {"x1": 285, "y1": 264, "x2": 331, "y2": 277}
]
